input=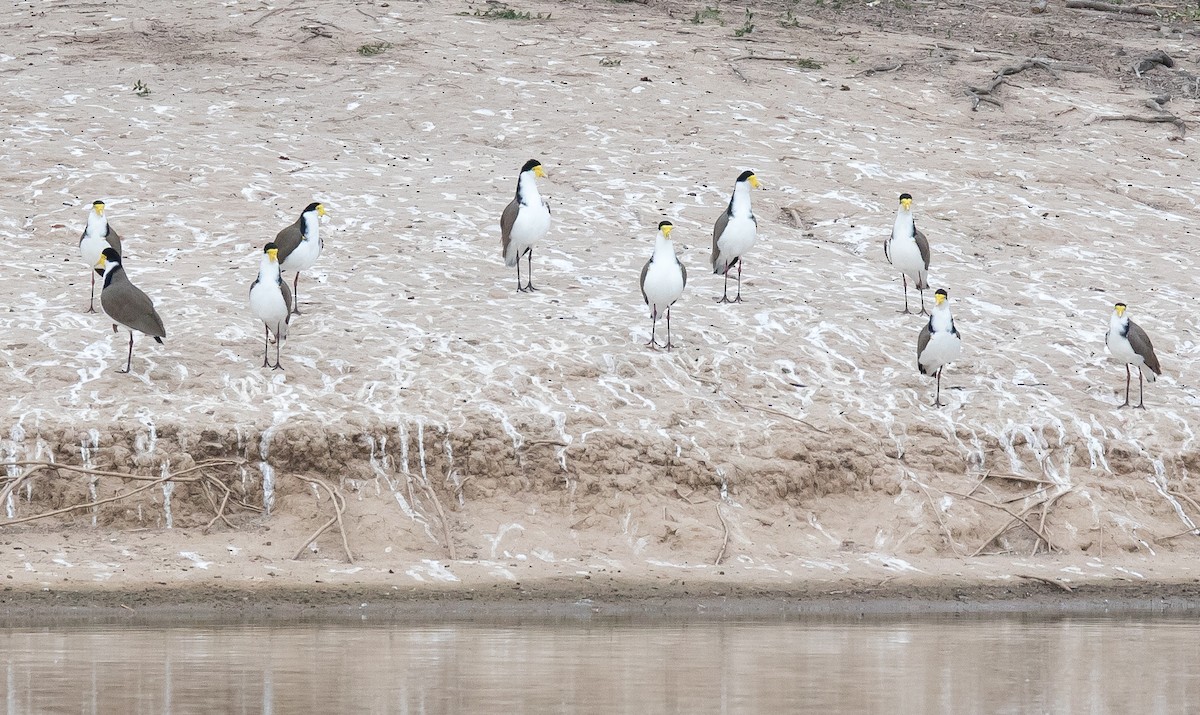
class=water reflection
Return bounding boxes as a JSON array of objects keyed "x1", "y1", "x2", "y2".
[{"x1": 2, "y1": 616, "x2": 1197, "y2": 714}]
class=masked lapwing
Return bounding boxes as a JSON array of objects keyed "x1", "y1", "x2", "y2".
[
  {"x1": 916, "y1": 288, "x2": 961, "y2": 407},
  {"x1": 275, "y1": 202, "x2": 325, "y2": 315},
  {"x1": 500, "y1": 158, "x2": 551, "y2": 292},
  {"x1": 250, "y1": 242, "x2": 292, "y2": 370},
  {"x1": 884, "y1": 193, "x2": 931, "y2": 314},
  {"x1": 94, "y1": 247, "x2": 165, "y2": 374},
  {"x1": 711, "y1": 170, "x2": 760, "y2": 303},
  {"x1": 79, "y1": 200, "x2": 122, "y2": 313},
  {"x1": 1106, "y1": 302, "x2": 1162, "y2": 409},
  {"x1": 639, "y1": 221, "x2": 687, "y2": 350}
]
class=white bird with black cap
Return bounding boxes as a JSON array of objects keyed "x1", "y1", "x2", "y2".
[
  {"x1": 711, "y1": 170, "x2": 760, "y2": 303},
  {"x1": 885, "y1": 192, "x2": 931, "y2": 315},
  {"x1": 639, "y1": 220, "x2": 687, "y2": 350},
  {"x1": 275, "y1": 201, "x2": 326, "y2": 315},
  {"x1": 79, "y1": 200, "x2": 122, "y2": 313},
  {"x1": 1106, "y1": 302, "x2": 1162, "y2": 409},
  {"x1": 916, "y1": 288, "x2": 961, "y2": 407},
  {"x1": 94, "y1": 247, "x2": 165, "y2": 374},
  {"x1": 500, "y1": 158, "x2": 551, "y2": 292}
]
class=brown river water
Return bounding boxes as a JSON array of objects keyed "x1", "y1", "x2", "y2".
[{"x1": 3, "y1": 616, "x2": 1197, "y2": 713}]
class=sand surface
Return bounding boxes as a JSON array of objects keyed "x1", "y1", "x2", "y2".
[{"x1": 2, "y1": 0, "x2": 1200, "y2": 610}]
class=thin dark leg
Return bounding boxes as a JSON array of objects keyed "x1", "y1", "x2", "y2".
[
  {"x1": 1137, "y1": 368, "x2": 1146, "y2": 409},
  {"x1": 733, "y1": 261, "x2": 744, "y2": 303},
  {"x1": 515, "y1": 255, "x2": 523, "y2": 292},
  {"x1": 291, "y1": 272, "x2": 302, "y2": 315},
  {"x1": 900, "y1": 275, "x2": 911, "y2": 314},
  {"x1": 88, "y1": 272, "x2": 97, "y2": 313},
  {"x1": 717, "y1": 263, "x2": 732, "y2": 303},
  {"x1": 1121, "y1": 364, "x2": 1131, "y2": 408},
  {"x1": 262, "y1": 326, "x2": 271, "y2": 368},
  {"x1": 273, "y1": 323, "x2": 284, "y2": 371},
  {"x1": 645, "y1": 310, "x2": 659, "y2": 348},
  {"x1": 933, "y1": 367, "x2": 945, "y2": 407},
  {"x1": 918, "y1": 287, "x2": 928, "y2": 316},
  {"x1": 118, "y1": 332, "x2": 134, "y2": 374},
  {"x1": 665, "y1": 307, "x2": 674, "y2": 351},
  {"x1": 525, "y1": 249, "x2": 536, "y2": 292}
]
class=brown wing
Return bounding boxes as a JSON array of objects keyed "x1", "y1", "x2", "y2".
[
  {"x1": 500, "y1": 197, "x2": 519, "y2": 262},
  {"x1": 711, "y1": 211, "x2": 730, "y2": 273},
  {"x1": 883, "y1": 234, "x2": 892, "y2": 265},
  {"x1": 915, "y1": 227, "x2": 931, "y2": 270},
  {"x1": 103, "y1": 269, "x2": 166, "y2": 339},
  {"x1": 916, "y1": 322, "x2": 932, "y2": 375},
  {"x1": 281, "y1": 278, "x2": 294, "y2": 322},
  {"x1": 274, "y1": 218, "x2": 303, "y2": 264},
  {"x1": 639, "y1": 258, "x2": 651, "y2": 305},
  {"x1": 106, "y1": 226, "x2": 123, "y2": 256},
  {"x1": 679, "y1": 258, "x2": 687, "y2": 290},
  {"x1": 1128, "y1": 320, "x2": 1162, "y2": 375}
]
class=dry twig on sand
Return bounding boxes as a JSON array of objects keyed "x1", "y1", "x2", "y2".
[
  {"x1": 293, "y1": 474, "x2": 354, "y2": 563},
  {"x1": 714, "y1": 503, "x2": 731, "y2": 566},
  {"x1": 952, "y1": 488, "x2": 1068, "y2": 557}
]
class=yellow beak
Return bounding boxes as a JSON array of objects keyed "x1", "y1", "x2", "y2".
[
  {"x1": 662, "y1": 225, "x2": 673, "y2": 238},
  {"x1": 900, "y1": 198, "x2": 913, "y2": 210},
  {"x1": 94, "y1": 205, "x2": 104, "y2": 215},
  {"x1": 267, "y1": 248, "x2": 279, "y2": 261},
  {"x1": 1115, "y1": 305, "x2": 1126, "y2": 317},
  {"x1": 95, "y1": 255, "x2": 107, "y2": 269},
  {"x1": 749, "y1": 175, "x2": 761, "y2": 189},
  {"x1": 534, "y1": 165, "x2": 546, "y2": 179},
  {"x1": 317, "y1": 204, "x2": 327, "y2": 217}
]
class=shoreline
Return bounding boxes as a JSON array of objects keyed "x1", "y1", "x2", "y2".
[{"x1": 4, "y1": 577, "x2": 1200, "y2": 626}]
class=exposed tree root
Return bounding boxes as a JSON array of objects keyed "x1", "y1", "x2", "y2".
[
  {"x1": 965, "y1": 58, "x2": 1095, "y2": 110},
  {"x1": 293, "y1": 474, "x2": 354, "y2": 564},
  {"x1": 0, "y1": 459, "x2": 253, "y2": 529}
]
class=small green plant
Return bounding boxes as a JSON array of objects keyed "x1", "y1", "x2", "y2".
[
  {"x1": 132, "y1": 80, "x2": 150, "y2": 97},
  {"x1": 793, "y1": 57, "x2": 822, "y2": 69},
  {"x1": 779, "y1": 8, "x2": 802, "y2": 27},
  {"x1": 357, "y1": 41, "x2": 392, "y2": 56},
  {"x1": 599, "y1": 57, "x2": 622, "y2": 67},
  {"x1": 733, "y1": 8, "x2": 755, "y2": 36},
  {"x1": 468, "y1": 3, "x2": 550, "y2": 19},
  {"x1": 689, "y1": 6, "x2": 722, "y2": 23},
  {"x1": 848, "y1": 55, "x2": 859, "y2": 64}
]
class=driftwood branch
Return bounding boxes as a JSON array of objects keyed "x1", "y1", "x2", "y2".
[
  {"x1": 1065, "y1": 0, "x2": 1158, "y2": 15},
  {"x1": 965, "y1": 59, "x2": 1095, "y2": 110},
  {"x1": 1016, "y1": 573, "x2": 1074, "y2": 592},
  {"x1": 1085, "y1": 112, "x2": 1187, "y2": 139}
]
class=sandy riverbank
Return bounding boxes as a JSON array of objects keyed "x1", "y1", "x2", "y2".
[{"x1": 3, "y1": 0, "x2": 1200, "y2": 610}]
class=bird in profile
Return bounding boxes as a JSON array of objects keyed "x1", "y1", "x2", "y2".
[
  {"x1": 884, "y1": 192, "x2": 931, "y2": 314},
  {"x1": 1105, "y1": 302, "x2": 1162, "y2": 409},
  {"x1": 94, "y1": 247, "x2": 165, "y2": 374},
  {"x1": 250, "y1": 242, "x2": 292, "y2": 370},
  {"x1": 78, "y1": 200, "x2": 122, "y2": 313},
  {"x1": 275, "y1": 202, "x2": 326, "y2": 315},
  {"x1": 639, "y1": 221, "x2": 687, "y2": 351},
  {"x1": 711, "y1": 170, "x2": 760, "y2": 303},
  {"x1": 916, "y1": 288, "x2": 961, "y2": 407},
  {"x1": 500, "y1": 158, "x2": 551, "y2": 292}
]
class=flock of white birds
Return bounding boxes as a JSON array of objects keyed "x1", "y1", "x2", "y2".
[{"x1": 75, "y1": 159, "x2": 1163, "y2": 411}]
